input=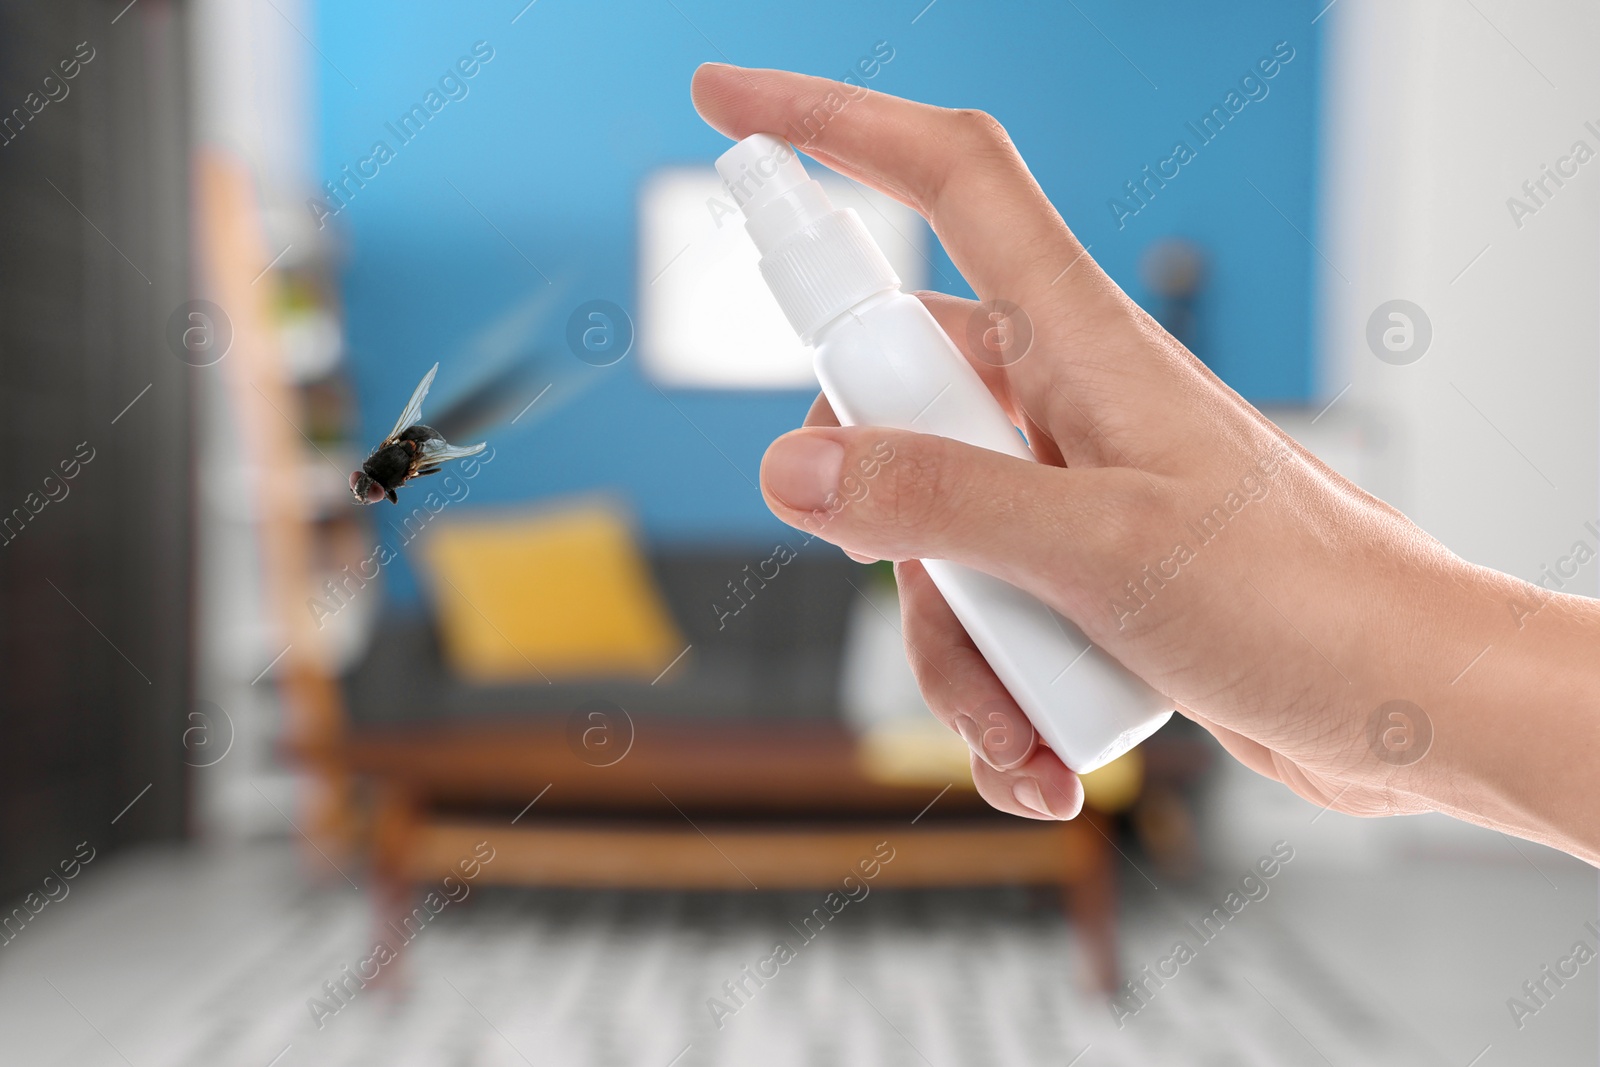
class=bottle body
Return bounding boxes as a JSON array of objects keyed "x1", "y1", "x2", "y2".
[
  {"x1": 711, "y1": 131, "x2": 1172, "y2": 773},
  {"x1": 811, "y1": 290, "x2": 1172, "y2": 773}
]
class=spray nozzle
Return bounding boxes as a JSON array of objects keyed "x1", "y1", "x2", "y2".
[
  {"x1": 715, "y1": 133, "x2": 900, "y2": 342},
  {"x1": 715, "y1": 133, "x2": 811, "y2": 212}
]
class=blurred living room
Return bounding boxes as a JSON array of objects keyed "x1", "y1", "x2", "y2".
[{"x1": 1, "y1": 0, "x2": 1598, "y2": 1063}]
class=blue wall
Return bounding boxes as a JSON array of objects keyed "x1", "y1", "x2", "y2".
[{"x1": 314, "y1": 0, "x2": 1322, "y2": 599}]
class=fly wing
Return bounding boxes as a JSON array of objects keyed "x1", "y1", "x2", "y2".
[
  {"x1": 386, "y1": 362, "x2": 439, "y2": 441},
  {"x1": 417, "y1": 437, "x2": 488, "y2": 466}
]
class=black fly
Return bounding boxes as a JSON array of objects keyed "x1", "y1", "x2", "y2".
[{"x1": 350, "y1": 363, "x2": 487, "y2": 505}]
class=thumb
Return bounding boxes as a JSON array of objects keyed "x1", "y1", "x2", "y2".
[{"x1": 759, "y1": 425, "x2": 1118, "y2": 590}]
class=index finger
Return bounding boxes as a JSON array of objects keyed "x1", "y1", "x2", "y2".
[{"x1": 691, "y1": 63, "x2": 1104, "y2": 316}]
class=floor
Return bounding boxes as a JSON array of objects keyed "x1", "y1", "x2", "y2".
[{"x1": 0, "y1": 832, "x2": 1593, "y2": 1067}]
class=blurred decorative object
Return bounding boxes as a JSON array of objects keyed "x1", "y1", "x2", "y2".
[
  {"x1": 1140, "y1": 237, "x2": 1207, "y2": 359},
  {"x1": 417, "y1": 499, "x2": 686, "y2": 684},
  {"x1": 839, "y1": 562, "x2": 974, "y2": 787},
  {"x1": 274, "y1": 274, "x2": 344, "y2": 382},
  {"x1": 837, "y1": 562, "x2": 927, "y2": 733},
  {"x1": 638, "y1": 167, "x2": 929, "y2": 388}
]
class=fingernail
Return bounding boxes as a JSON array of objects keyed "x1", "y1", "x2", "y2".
[
  {"x1": 1041, "y1": 780, "x2": 1083, "y2": 820},
  {"x1": 953, "y1": 716, "x2": 992, "y2": 767},
  {"x1": 765, "y1": 433, "x2": 844, "y2": 511},
  {"x1": 1012, "y1": 779, "x2": 1055, "y2": 819}
]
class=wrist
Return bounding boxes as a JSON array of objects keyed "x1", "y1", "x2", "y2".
[{"x1": 1413, "y1": 561, "x2": 1600, "y2": 862}]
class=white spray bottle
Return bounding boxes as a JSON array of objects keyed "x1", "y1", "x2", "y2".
[{"x1": 716, "y1": 134, "x2": 1172, "y2": 773}]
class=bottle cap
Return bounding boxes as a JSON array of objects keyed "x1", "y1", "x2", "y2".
[{"x1": 716, "y1": 134, "x2": 900, "y2": 343}]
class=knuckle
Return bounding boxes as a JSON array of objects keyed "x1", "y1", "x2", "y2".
[
  {"x1": 1063, "y1": 471, "x2": 1174, "y2": 604},
  {"x1": 949, "y1": 108, "x2": 1012, "y2": 153},
  {"x1": 1093, "y1": 472, "x2": 1166, "y2": 551},
  {"x1": 1113, "y1": 476, "x2": 1167, "y2": 537},
  {"x1": 903, "y1": 109, "x2": 1017, "y2": 214}
]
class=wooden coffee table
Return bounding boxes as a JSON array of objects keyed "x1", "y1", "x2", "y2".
[{"x1": 332, "y1": 716, "x2": 1122, "y2": 991}]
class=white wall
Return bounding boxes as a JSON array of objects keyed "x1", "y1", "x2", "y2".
[
  {"x1": 1317, "y1": 0, "x2": 1599, "y2": 590},
  {"x1": 1210, "y1": 0, "x2": 1600, "y2": 869}
]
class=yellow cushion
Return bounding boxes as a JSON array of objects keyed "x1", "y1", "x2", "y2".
[
  {"x1": 855, "y1": 719, "x2": 977, "y2": 789},
  {"x1": 1080, "y1": 749, "x2": 1144, "y2": 814},
  {"x1": 417, "y1": 498, "x2": 685, "y2": 684},
  {"x1": 857, "y1": 720, "x2": 1145, "y2": 813}
]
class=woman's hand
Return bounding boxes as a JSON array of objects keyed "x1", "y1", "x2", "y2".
[{"x1": 692, "y1": 64, "x2": 1600, "y2": 862}]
